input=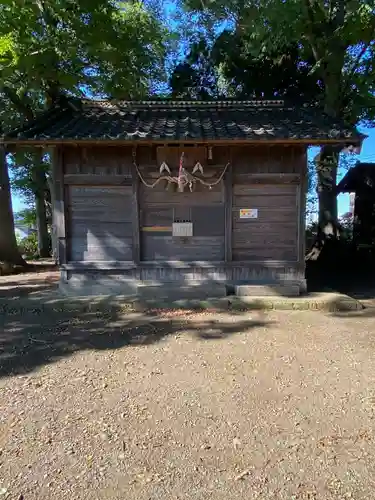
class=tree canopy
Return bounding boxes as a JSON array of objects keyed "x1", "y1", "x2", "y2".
[
  {"x1": 182, "y1": 0, "x2": 375, "y2": 122},
  {"x1": 0, "y1": 0, "x2": 168, "y2": 109},
  {"x1": 0, "y1": 0, "x2": 170, "y2": 264}
]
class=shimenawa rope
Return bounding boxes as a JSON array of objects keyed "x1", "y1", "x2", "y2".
[{"x1": 133, "y1": 160, "x2": 230, "y2": 190}]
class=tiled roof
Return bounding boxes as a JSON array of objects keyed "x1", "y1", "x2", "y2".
[
  {"x1": 337, "y1": 162, "x2": 375, "y2": 193},
  {"x1": 3, "y1": 99, "x2": 363, "y2": 144}
]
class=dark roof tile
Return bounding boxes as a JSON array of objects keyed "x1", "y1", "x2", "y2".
[
  {"x1": 3, "y1": 99, "x2": 364, "y2": 144},
  {"x1": 337, "y1": 162, "x2": 375, "y2": 193}
]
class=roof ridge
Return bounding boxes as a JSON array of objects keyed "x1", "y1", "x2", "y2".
[{"x1": 82, "y1": 98, "x2": 286, "y2": 108}]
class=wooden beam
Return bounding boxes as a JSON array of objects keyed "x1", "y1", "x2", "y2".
[
  {"x1": 52, "y1": 146, "x2": 67, "y2": 266},
  {"x1": 62, "y1": 261, "x2": 137, "y2": 270},
  {"x1": 2, "y1": 137, "x2": 363, "y2": 147},
  {"x1": 224, "y1": 162, "x2": 233, "y2": 262},
  {"x1": 131, "y1": 166, "x2": 141, "y2": 264},
  {"x1": 234, "y1": 173, "x2": 301, "y2": 184},
  {"x1": 64, "y1": 174, "x2": 132, "y2": 185},
  {"x1": 62, "y1": 260, "x2": 300, "y2": 269}
]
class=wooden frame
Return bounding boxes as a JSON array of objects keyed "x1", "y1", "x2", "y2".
[
  {"x1": 62, "y1": 260, "x2": 300, "y2": 270},
  {"x1": 235, "y1": 173, "x2": 300, "y2": 184},
  {"x1": 297, "y1": 151, "x2": 308, "y2": 263},
  {"x1": 131, "y1": 165, "x2": 141, "y2": 263},
  {"x1": 224, "y1": 161, "x2": 233, "y2": 262},
  {"x1": 52, "y1": 146, "x2": 67, "y2": 266},
  {"x1": 64, "y1": 174, "x2": 132, "y2": 185}
]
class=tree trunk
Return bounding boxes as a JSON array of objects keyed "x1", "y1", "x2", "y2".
[
  {"x1": 306, "y1": 57, "x2": 345, "y2": 260},
  {"x1": 316, "y1": 48, "x2": 345, "y2": 231},
  {"x1": 46, "y1": 174, "x2": 58, "y2": 263},
  {"x1": 0, "y1": 148, "x2": 27, "y2": 266},
  {"x1": 32, "y1": 152, "x2": 50, "y2": 258},
  {"x1": 306, "y1": 146, "x2": 340, "y2": 261},
  {"x1": 317, "y1": 146, "x2": 340, "y2": 238}
]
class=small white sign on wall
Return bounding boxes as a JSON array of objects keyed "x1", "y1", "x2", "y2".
[
  {"x1": 172, "y1": 222, "x2": 193, "y2": 237},
  {"x1": 240, "y1": 208, "x2": 258, "y2": 219}
]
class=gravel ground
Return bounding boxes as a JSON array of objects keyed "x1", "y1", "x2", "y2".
[{"x1": 1, "y1": 301, "x2": 375, "y2": 500}]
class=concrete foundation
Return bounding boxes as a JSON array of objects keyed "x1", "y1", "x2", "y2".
[{"x1": 59, "y1": 265, "x2": 306, "y2": 298}]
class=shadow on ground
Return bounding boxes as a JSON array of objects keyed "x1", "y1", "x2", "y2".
[
  {"x1": 0, "y1": 298, "x2": 270, "y2": 378},
  {"x1": 0, "y1": 261, "x2": 59, "y2": 299},
  {"x1": 0, "y1": 281, "x2": 58, "y2": 298},
  {"x1": 330, "y1": 307, "x2": 375, "y2": 318}
]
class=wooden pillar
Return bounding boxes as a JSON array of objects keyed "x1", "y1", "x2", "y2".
[
  {"x1": 131, "y1": 165, "x2": 141, "y2": 263},
  {"x1": 297, "y1": 149, "x2": 308, "y2": 263},
  {"x1": 224, "y1": 162, "x2": 233, "y2": 262},
  {"x1": 52, "y1": 146, "x2": 67, "y2": 266}
]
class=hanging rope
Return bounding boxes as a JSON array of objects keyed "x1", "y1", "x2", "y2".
[
  {"x1": 133, "y1": 154, "x2": 230, "y2": 190},
  {"x1": 133, "y1": 160, "x2": 174, "y2": 188},
  {"x1": 194, "y1": 163, "x2": 229, "y2": 187}
]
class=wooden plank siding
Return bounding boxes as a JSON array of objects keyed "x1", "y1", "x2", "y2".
[
  {"x1": 61, "y1": 144, "x2": 306, "y2": 269},
  {"x1": 231, "y1": 145, "x2": 303, "y2": 175},
  {"x1": 64, "y1": 146, "x2": 133, "y2": 177},
  {"x1": 63, "y1": 146, "x2": 132, "y2": 185},
  {"x1": 231, "y1": 146, "x2": 303, "y2": 262},
  {"x1": 63, "y1": 146, "x2": 134, "y2": 262},
  {"x1": 232, "y1": 184, "x2": 299, "y2": 261},
  {"x1": 138, "y1": 163, "x2": 226, "y2": 262},
  {"x1": 66, "y1": 186, "x2": 133, "y2": 261}
]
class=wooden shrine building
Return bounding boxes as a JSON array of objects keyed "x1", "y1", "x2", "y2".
[
  {"x1": 3, "y1": 99, "x2": 362, "y2": 297},
  {"x1": 337, "y1": 162, "x2": 375, "y2": 249}
]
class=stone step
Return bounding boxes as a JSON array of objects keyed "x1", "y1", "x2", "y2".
[
  {"x1": 225, "y1": 282, "x2": 301, "y2": 297},
  {"x1": 138, "y1": 282, "x2": 226, "y2": 300}
]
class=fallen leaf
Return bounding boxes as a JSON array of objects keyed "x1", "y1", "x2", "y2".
[
  {"x1": 235, "y1": 469, "x2": 251, "y2": 481},
  {"x1": 233, "y1": 437, "x2": 241, "y2": 449}
]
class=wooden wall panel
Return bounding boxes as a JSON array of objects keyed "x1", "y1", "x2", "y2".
[
  {"x1": 231, "y1": 145, "x2": 305, "y2": 179},
  {"x1": 232, "y1": 184, "x2": 298, "y2": 262},
  {"x1": 192, "y1": 206, "x2": 225, "y2": 237},
  {"x1": 139, "y1": 186, "x2": 224, "y2": 205},
  {"x1": 64, "y1": 147, "x2": 80, "y2": 174},
  {"x1": 61, "y1": 144, "x2": 306, "y2": 266},
  {"x1": 234, "y1": 185, "x2": 297, "y2": 197},
  {"x1": 139, "y1": 169, "x2": 225, "y2": 261},
  {"x1": 233, "y1": 247, "x2": 297, "y2": 261},
  {"x1": 156, "y1": 146, "x2": 207, "y2": 168},
  {"x1": 141, "y1": 236, "x2": 225, "y2": 261},
  {"x1": 67, "y1": 186, "x2": 133, "y2": 261},
  {"x1": 64, "y1": 146, "x2": 132, "y2": 178}
]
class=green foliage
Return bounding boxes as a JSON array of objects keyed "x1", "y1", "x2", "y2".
[
  {"x1": 169, "y1": 36, "x2": 223, "y2": 98},
  {"x1": 14, "y1": 207, "x2": 37, "y2": 228},
  {"x1": 183, "y1": 0, "x2": 375, "y2": 123},
  {"x1": 17, "y1": 232, "x2": 39, "y2": 258},
  {"x1": 0, "y1": 0, "x2": 170, "y2": 128},
  {"x1": 9, "y1": 152, "x2": 50, "y2": 205}
]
